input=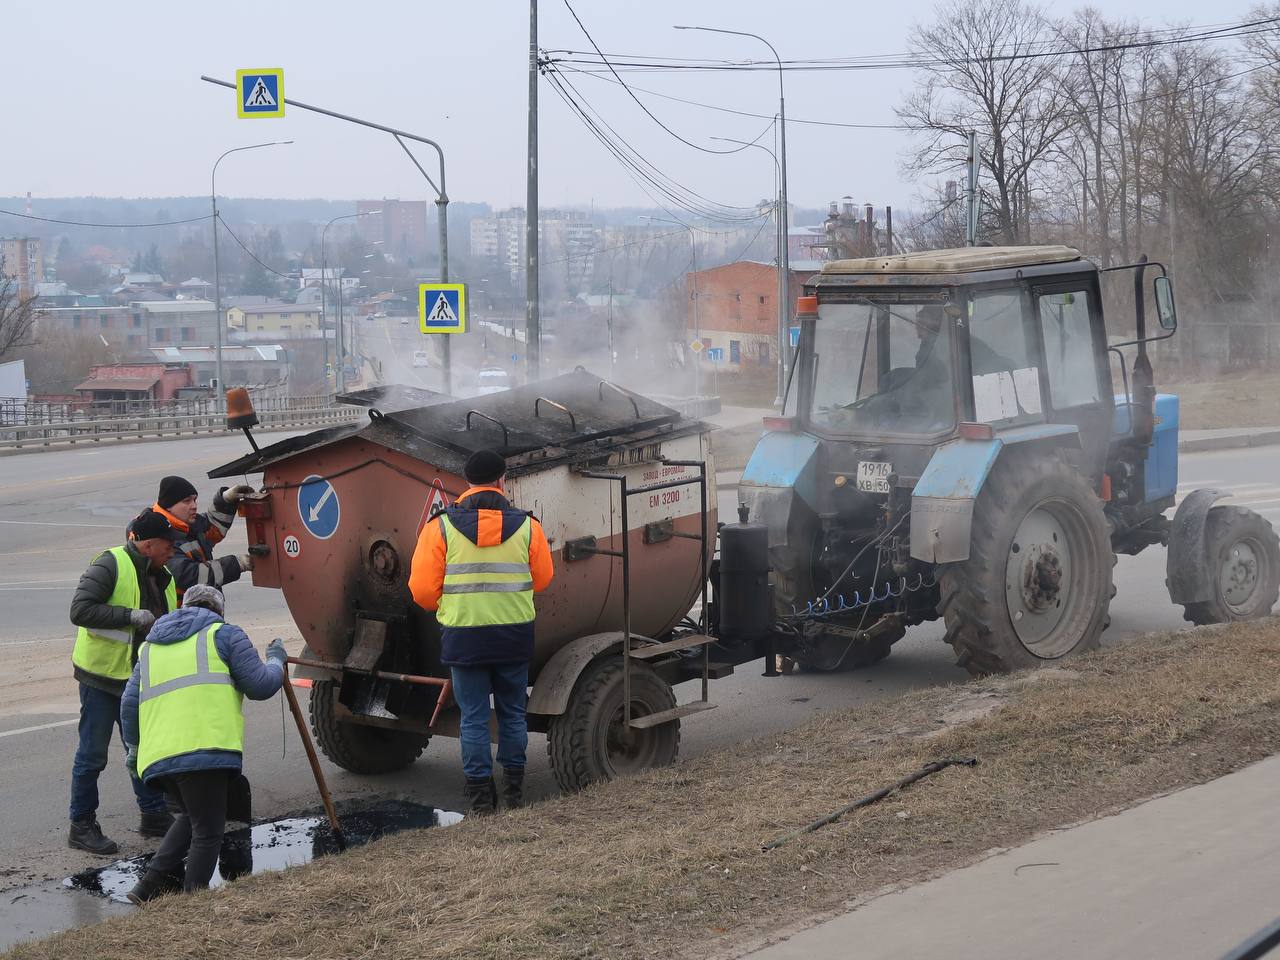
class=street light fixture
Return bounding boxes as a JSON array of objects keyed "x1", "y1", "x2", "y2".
[
  {"x1": 211, "y1": 140, "x2": 292, "y2": 409},
  {"x1": 642, "y1": 215, "x2": 701, "y2": 399},
  {"x1": 321, "y1": 209, "x2": 380, "y2": 394},
  {"x1": 675, "y1": 24, "x2": 790, "y2": 406}
]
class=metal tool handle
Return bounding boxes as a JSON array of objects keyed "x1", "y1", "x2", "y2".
[
  {"x1": 464, "y1": 409, "x2": 510, "y2": 446},
  {"x1": 281, "y1": 668, "x2": 346, "y2": 850},
  {"x1": 534, "y1": 396, "x2": 577, "y2": 431},
  {"x1": 597, "y1": 380, "x2": 640, "y2": 418}
]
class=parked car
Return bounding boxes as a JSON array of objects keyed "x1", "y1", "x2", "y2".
[{"x1": 476, "y1": 367, "x2": 512, "y2": 395}]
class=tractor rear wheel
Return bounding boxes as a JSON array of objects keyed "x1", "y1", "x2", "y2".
[
  {"x1": 547, "y1": 657, "x2": 680, "y2": 791},
  {"x1": 308, "y1": 679, "x2": 431, "y2": 774},
  {"x1": 937, "y1": 450, "x2": 1113, "y2": 676},
  {"x1": 1179, "y1": 505, "x2": 1280, "y2": 625}
]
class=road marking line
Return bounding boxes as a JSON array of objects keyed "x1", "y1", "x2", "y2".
[
  {"x1": 0, "y1": 519, "x2": 118, "y2": 528},
  {"x1": 0, "y1": 719, "x2": 77, "y2": 739}
]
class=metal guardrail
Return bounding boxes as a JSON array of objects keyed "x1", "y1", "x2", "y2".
[
  {"x1": 0, "y1": 405, "x2": 362, "y2": 451},
  {"x1": 0, "y1": 394, "x2": 338, "y2": 426}
]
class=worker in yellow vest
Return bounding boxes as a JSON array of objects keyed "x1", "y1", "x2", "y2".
[
  {"x1": 409, "y1": 449, "x2": 554, "y2": 815},
  {"x1": 120, "y1": 585, "x2": 286, "y2": 903},
  {"x1": 67, "y1": 508, "x2": 181, "y2": 856}
]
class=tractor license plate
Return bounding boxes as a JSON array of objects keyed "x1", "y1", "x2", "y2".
[{"x1": 857, "y1": 461, "x2": 892, "y2": 493}]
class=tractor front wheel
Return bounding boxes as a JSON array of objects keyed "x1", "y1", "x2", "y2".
[
  {"x1": 1179, "y1": 505, "x2": 1280, "y2": 625},
  {"x1": 938, "y1": 451, "x2": 1114, "y2": 676}
]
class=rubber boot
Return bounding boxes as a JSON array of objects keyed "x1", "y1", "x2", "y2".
[
  {"x1": 502, "y1": 767, "x2": 525, "y2": 810},
  {"x1": 463, "y1": 777, "x2": 496, "y2": 817},
  {"x1": 138, "y1": 809, "x2": 175, "y2": 838},
  {"x1": 68, "y1": 817, "x2": 119, "y2": 856},
  {"x1": 126, "y1": 868, "x2": 179, "y2": 905}
]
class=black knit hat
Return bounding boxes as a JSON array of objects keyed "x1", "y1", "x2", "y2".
[
  {"x1": 157, "y1": 475, "x2": 198, "y2": 509},
  {"x1": 131, "y1": 508, "x2": 181, "y2": 542},
  {"x1": 464, "y1": 449, "x2": 506, "y2": 485}
]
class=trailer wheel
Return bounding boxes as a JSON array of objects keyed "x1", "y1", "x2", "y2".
[
  {"x1": 547, "y1": 657, "x2": 679, "y2": 791},
  {"x1": 1179, "y1": 506, "x2": 1280, "y2": 625},
  {"x1": 937, "y1": 450, "x2": 1113, "y2": 676},
  {"x1": 308, "y1": 679, "x2": 430, "y2": 775}
]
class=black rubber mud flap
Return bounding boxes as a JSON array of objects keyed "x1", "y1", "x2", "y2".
[{"x1": 1167, "y1": 488, "x2": 1229, "y2": 604}]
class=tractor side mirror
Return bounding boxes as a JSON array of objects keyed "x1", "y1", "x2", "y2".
[{"x1": 1153, "y1": 276, "x2": 1177, "y2": 331}]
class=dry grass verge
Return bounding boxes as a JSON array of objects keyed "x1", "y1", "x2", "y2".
[{"x1": 9, "y1": 621, "x2": 1280, "y2": 960}]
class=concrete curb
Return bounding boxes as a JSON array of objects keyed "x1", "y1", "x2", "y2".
[{"x1": 1178, "y1": 429, "x2": 1280, "y2": 453}]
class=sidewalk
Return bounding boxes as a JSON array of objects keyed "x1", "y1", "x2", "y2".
[
  {"x1": 741, "y1": 754, "x2": 1280, "y2": 960},
  {"x1": 1180, "y1": 425, "x2": 1280, "y2": 452}
]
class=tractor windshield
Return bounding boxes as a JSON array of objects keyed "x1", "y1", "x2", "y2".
[{"x1": 808, "y1": 299, "x2": 955, "y2": 435}]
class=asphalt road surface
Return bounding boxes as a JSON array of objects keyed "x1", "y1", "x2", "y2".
[{"x1": 2, "y1": 433, "x2": 1276, "y2": 898}]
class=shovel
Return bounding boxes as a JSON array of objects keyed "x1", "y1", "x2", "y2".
[{"x1": 280, "y1": 656, "x2": 347, "y2": 851}]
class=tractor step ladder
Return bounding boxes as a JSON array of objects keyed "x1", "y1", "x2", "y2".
[{"x1": 580, "y1": 459, "x2": 715, "y2": 731}]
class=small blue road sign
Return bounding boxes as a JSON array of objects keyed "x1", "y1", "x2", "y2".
[
  {"x1": 237, "y1": 68, "x2": 285, "y2": 119},
  {"x1": 297, "y1": 474, "x2": 340, "y2": 540},
  {"x1": 790, "y1": 326, "x2": 800, "y2": 347},
  {"x1": 419, "y1": 283, "x2": 467, "y2": 334},
  {"x1": 705, "y1": 347, "x2": 725, "y2": 362}
]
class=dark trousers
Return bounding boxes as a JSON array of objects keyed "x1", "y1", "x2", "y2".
[
  {"x1": 146, "y1": 770, "x2": 230, "y2": 892},
  {"x1": 69, "y1": 682, "x2": 167, "y2": 821}
]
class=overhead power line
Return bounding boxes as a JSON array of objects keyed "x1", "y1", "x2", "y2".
[
  {"x1": 216, "y1": 215, "x2": 292, "y2": 280},
  {"x1": 0, "y1": 209, "x2": 213, "y2": 228},
  {"x1": 546, "y1": 15, "x2": 1280, "y2": 74},
  {"x1": 560, "y1": 0, "x2": 774, "y2": 155}
]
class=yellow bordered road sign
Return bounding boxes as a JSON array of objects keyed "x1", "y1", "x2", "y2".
[
  {"x1": 237, "y1": 69, "x2": 285, "y2": 119},
  {"x1": 419, "y1": 283, "x2": 467, "y2": 334}
]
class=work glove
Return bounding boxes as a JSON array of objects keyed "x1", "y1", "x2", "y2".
[
  {"x1": 129, "y1": 609, "x2": 156, "y2": 634},
  {"x1": 125, "y1": 744, "x2": 139, "y2": 779},
  {"x1": 238, "y1": 553, "x2": 255, "y2": 573},
  {"x1": 266, "y1": 638, "x2": 288, "y2": 667},
  {"x1": 222, "y1": 484, "x2": 255, "y2": 504}
]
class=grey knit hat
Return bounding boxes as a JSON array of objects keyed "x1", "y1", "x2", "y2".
[{"x1": 182, "y1": 584, "x2": 226, "y2": 616}]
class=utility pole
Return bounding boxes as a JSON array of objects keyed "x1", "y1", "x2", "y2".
[
  {"x1": 965, "y1": 131, "x2": 979, "y2": 246},
  {"x1": 525, "y1": 0, "x2": 541, "y2": 380},
  {"x1": 607, "y1": 274, "x2": 614, "y2": 378}
]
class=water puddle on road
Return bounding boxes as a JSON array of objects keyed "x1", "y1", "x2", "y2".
[{"x1": 0, "y1": 799, "x2": 461, "y2": 950}]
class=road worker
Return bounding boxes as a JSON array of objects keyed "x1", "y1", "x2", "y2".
[
  {"x1": 120, "y1": 585, "x2": 287, "y2": 903},
  {"x1": 409, "y1": 449, "x2": 554, "y2": 815},
  {"x1": 131, "y1": 476, "x2": 256, "y2": 600},
  {"x1": 67, "y1": 508, "x2": 181, "y2": 855}
]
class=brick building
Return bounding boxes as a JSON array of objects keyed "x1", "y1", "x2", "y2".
[
  {"x1": 0, "y1": 237, "x2": 43, "y2": 298},
  {"x1": 357, "y1": 199, "x2": 429, "y2": 262},
  {"x1": 226, "y1": 302, "x2": 321, "y2": 335},
  {"x1": 685, "y1": 261, "x2": 820, "y2": 368}
]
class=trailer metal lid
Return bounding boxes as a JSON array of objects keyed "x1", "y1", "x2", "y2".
[
  {"x1": 208, "y1": 369, "x2": 677, "y2": 480},
  {"x1": 385, "y1": 369, "x2": 676, "y2": 456},
  {"x1": 337, "y1": 384, "x2": 450, "y2": 412},
  {"x1": 821, "y1": 245, "x2": 1081, "y2": 275}
]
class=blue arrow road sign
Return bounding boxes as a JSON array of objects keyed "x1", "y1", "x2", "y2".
[
  {"x1": 790, "y1": 326, "x2": 800, "y2": 347},
  {"x1": 298, "y1": 474, "x2": 341, "y2": 540}
]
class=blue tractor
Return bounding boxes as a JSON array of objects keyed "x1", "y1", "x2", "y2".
[{"x1": 737, "y1": 245, "x2": 1280, "y2": 675}]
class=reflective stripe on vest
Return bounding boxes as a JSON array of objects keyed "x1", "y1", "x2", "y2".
[
  {"x1": 136, "y1": 623, "x2": 244, "y2": 780},
  {"x1": 72, "y1": 546, "x2": 177, "y2": 682},
  {"x1": 436, "y1": 514, "x2": 535, "y2": 628}
]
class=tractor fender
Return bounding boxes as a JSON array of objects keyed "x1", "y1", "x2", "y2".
[
  {"x1": 528, "y1": 631, "x2": 653, "y2": 717},
  {"x1": 1167, "y1": 488, "x2": 1230, "y2": 604},
  {"x1": 910, "y1": 423, "x2": 1081, "y2": 564}
]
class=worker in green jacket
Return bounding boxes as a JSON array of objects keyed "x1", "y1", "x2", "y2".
[{"x1": 67, "y1": 508, "x2": 180, "y2": 855}]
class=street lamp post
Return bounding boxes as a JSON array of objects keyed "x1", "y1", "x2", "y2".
[
  {"x1": 642, "y1": 216, "x2": 700, "y2": 398},
  {"x1": 321, "y1": 211, "x2": 380, "y2": 395},
  {"x1": 712, "y1": 129, "x2": 785, "y2": 397},
  {"x1": 211, "y1": 140, "x2": 291, "y2": 410},
  {"x1": 675, "y1": 25, "x2": 790, "y2": 405},
  {"x1": 200, "y1": 77, "x2": 452, "y2": 393}
]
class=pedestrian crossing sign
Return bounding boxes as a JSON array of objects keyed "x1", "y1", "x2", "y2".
[
  {"x1": 419, "y1": 283, "x2": 467, "y2": 334},
  {"x1": 236, "y1": 68, "x2": 285, "y2": 119}
]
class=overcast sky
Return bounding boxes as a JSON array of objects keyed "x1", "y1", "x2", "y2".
[{"x1": 3, "y1": 0, "x2": 1236, "y2": 214}]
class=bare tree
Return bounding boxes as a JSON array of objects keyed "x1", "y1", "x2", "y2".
[
  {"x1": 898, "y1": 0, "x2": 1072, "y2": 243},
  {"x1": 0, "y1": 264, "x2": 37, "y2": 362}
]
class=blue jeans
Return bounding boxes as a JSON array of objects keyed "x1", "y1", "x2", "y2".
[
  {"x1": 69, "y1": 682, "x2": 167, "y2": 821},
  {"x1": 450, "y1": 663, "x2": 529, "y2": 781}
]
